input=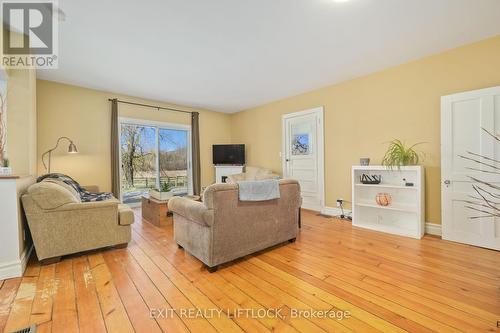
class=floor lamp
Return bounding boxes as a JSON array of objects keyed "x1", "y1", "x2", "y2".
[{"x1": 42, "y1": 136, "x2": 78, "y2": 174}]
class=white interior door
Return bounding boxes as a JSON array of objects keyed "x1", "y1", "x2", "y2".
[
  {"x1": 283, "y1": 107, "x2": 324, "y2": 211},
  {"x1": 441, "y1": 86, "x2": 500, "y2": 250}
]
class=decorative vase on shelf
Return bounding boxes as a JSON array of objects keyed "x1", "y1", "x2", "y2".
[
  {"x1": 0, "y1": 158, "x2": 11, "y2": 175},
  {"x1": 0, "y1": 167, "x2": 12, "y2": 175},
  {"x1": 376, "y1": 193, "x2": 392, "y2": 206}
]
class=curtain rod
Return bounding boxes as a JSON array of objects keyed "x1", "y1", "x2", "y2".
[{"x1": 108, "y1": 98, "x2": 194, "y2": 114}]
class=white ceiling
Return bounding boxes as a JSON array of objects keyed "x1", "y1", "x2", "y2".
[{"x1": 38, "y1": 0, "x2": 500, "y2": 113}]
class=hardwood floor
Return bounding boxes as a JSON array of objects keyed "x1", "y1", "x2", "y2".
[{"x1": 1, "y1": 209, "x2": 499, "y2": 333}]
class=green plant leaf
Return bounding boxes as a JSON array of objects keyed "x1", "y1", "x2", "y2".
[{"x1": 382, "y1": 140, "x2": 424, "y2": 168}]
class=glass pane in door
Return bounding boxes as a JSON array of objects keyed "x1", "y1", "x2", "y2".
[
  {"x1": 120, "y1": 124, "x2": 157, "y2": 205},
  {"x1": 159, "y1": 128, "x2": 188, "y2": 195}
]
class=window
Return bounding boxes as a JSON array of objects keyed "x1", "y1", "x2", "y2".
[{"x1": 119, "y1": 118, "x2": 192, "y2": 206}]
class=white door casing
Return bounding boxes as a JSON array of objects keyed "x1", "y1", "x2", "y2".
[
  {"x1": 441, "y1": 86, "x2": 500, "y2": 250},
  {"x1": 282, "y1": 107, "x2": 324, "y2": 211},
  {"x1": 118, "y1": 117, "x2": 193, "y2": 206}
]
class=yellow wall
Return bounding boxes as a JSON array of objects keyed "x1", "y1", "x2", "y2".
[
  {"x1": 5, "y1": 68, "x2": 37, "y2": 258},
  {"x1": 3, "y1": 29, "x2": 38, "y2": 259},
  {"x1": 7, "y1": 68, "x2": 37, "y2": 176},
  {"x1": 37, "y1": 80, "x2": 232, "y2": 191},
  {"x1": 230, "y1": 35, "x2": 500, "y2": 224}
]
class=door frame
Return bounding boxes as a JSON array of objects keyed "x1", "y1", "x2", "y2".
[
  {"x1": 281, "y1": 107, "x2": 325, "y2": 211},
  {"x1": 440, "y1": 85, "x2": 500, "y2": 249},
  {"x1": 118, "y1": 117, "x2": 193, "y2": 206}
]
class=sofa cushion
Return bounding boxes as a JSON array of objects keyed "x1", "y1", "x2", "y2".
[
  {"x1": 118, "y1": 204, "x2": 134, "y2": 226},
  {"x1": 28, "y1": 182, "x2": 80, "y2": 210},
  {"x1": 42, "y1": 178, "x2": 81, "y2": 202}
]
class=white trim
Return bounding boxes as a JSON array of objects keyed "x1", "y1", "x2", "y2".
[
  {"x1": 425, "y1": 223, "x2": 442, "y2": 236},
  {"x1": 0, "y1": 245, "x2": 33, "y2": 280},
  {"x1": 282, "y1": 107, "x2": 325, "y2": 211},
  {"x1": 441, "y1": 86, "x2": 500, "y2": 250},
  {"x1": 441, "y1": 85, "x2": 500, "y2": 102},
  {"x1": 119, "y1": 117, "x2": 191, "y2": 131},
  {"x1": 20, "y1": 245, "x2": 33, "y2": 273},
  {"x1": 321, "y1": 206, "x2": 442, "y2": 237},
  {"x1": 321, "y1": 206, "x2": 351, "y2": 217}
]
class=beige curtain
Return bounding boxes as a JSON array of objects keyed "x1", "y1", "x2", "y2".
[
  {"x1": 111, "y1": 99, "x2": 120, "y2": 199},
  {"x1": 191, "y1": 112, "x2": 201, "y2": 195}
]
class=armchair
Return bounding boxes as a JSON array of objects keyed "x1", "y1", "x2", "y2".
[{"x1": 22, "y1": 180, "x2": 134, "y2": 262}]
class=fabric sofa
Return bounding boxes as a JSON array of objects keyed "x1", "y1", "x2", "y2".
[
  {"x1": 168, "y1": 179, "x2": 301, "y2": 272},
  {"x1": 226, "y1": 166, "x2": 280, "y2": 183},
  {"x1": 21, "y1": 179, "x2": 134, "y2": 262}
]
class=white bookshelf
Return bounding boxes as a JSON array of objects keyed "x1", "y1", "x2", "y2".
[{"x1": 352, "y1": 165, "x2": 425, "y2": 239}]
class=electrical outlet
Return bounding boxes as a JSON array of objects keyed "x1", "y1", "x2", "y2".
[{"x1": 336, "y1": 199, "x2": 343, "y2": 207}]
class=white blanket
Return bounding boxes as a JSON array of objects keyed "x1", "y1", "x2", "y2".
[{"x1": 237, "y1": 179, "x2": 280, "y2": 201}]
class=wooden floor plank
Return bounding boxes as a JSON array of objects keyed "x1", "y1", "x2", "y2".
[
  {"x1": 73, "y1": 255, "x2": 107, "y2": 333},
  {"x1": 36, "y1": 320, "x2": 52, "y2": 333},
  {"x1": 3, "y1": 276, "x2": 38, "y2": 333},
  {"x1": 266, "y1": 250, "x2": 491, "y2": 333},
  {"x1": 290, "y1": 232, "x2": 500, "y2": 319},
  {"x1": 108, "y1": 249, "x2": 192, "y2": 333},
  {"x1": 303, "y1": 223, "x2": 500, "y2": 292},
  {"x1": 129, "y1": 240, "x2": 245, "y2": 333},
  {"x1": 51, "y1": 259, "x2": 78, "y2": 333},
  {"x1": 250, "y1": 256, "x2": 436, "y2": 333},
  {"x1": 87, "y1": 252, "x2": 135, "y2": 333},
  {"x1": 297, "y1": 226, "x2": 500, "y2": 308},
  {"x1": 134, "y1": 221, "x2": 303, "y2": 333},
  {"x1": 0, "y1": 278, "x2": 22, "y2": 332},
  {"x1": 275, "y1": 244, "x2": 499, "y2": 328},
  {"x1": 30, "y1": 264, "x2": 56, "y2": 325},
  {"x1": 101, "y1": 250, "x2": 163, "y2": 333},
  {"x1": 126, "y1": 242, "x2": 219, "y2": 332}
]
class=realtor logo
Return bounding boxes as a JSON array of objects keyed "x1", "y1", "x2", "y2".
[{"x1": 1, "y1": 0, "x2": 58, "y2": 68}]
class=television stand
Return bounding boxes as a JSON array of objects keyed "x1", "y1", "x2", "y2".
[{"x1": 215, "y1": 165, "x2": 244, "y2": 183}]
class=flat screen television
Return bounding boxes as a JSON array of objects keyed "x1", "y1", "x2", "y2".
[{"x1": 213, "y1": 144, "x2": 245, "y2": 165}]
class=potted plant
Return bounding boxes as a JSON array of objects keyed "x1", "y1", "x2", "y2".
[
  {"x1": 382, "y1": 139, "x2": 423, "y2": 168},
  {"x1": 149, "y1": 181, "x2": 175, "y2": 200},
  {"x1": 0, "y1": 158, "x2": 12, "y2": 175}
]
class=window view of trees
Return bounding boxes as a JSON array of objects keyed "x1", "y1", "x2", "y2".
[
  {"x1": 120, "y1": 123, "x2": 188, "y2": 204},
  {"x1": 121, "y1": 125, "x2": 156, "y2": 189}
]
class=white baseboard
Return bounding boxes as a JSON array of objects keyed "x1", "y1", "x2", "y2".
[
  {"x1": 321, "y1": 206, "x2": 442, "y2": 237},
  {"x1": 425, "y1": 223, "x2": 442, "y2": 236},
  {"x1": 320, "y1": 206, "x2": 352, "y2": 217},
  {"x1": 0, "y1": 245, "x2": 33, "y2": 280}
]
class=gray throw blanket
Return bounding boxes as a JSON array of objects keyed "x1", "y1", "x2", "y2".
[
  {"x1": 237, "y1": 179, "x2": 280, "y2": 201},
  {"x1": 37, "y1": 173, "x2": 114, "y2": 202}
]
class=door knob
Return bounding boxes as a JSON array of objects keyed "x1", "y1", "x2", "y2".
[{"x1": 444, "y1": 180, "x2": 451, "y2": 185}]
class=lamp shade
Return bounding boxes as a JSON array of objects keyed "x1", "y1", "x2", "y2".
[{"x1": 68, "y1": 142, "x2": 78, "y2": 153}]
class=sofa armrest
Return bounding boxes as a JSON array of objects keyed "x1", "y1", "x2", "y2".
[
  {"x1": 169, "y1": 197, "x2": 214, "y2": 226},
  {"x1": 52, "y1": 200, "x2": 119, "y2": 212},
  {"x1": 82, "y1": 185, "x2": 99, "y2": 192}
]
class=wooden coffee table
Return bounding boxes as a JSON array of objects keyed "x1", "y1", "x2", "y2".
[{"x1": 141, "y1": 194, "x2": 201, "y2": 227}]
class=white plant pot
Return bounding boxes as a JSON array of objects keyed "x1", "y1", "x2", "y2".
[
  {"x1": 149, "y1": 189, "x2": 174, "y2": 201},
  {"x1": 0, "y1": 167, "x2": 12, "y2": 176}
]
